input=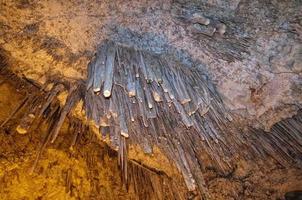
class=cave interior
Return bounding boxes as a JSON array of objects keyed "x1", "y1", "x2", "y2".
[{"x1": 0, "y1": 0, "x2": 301, "y2": 199}]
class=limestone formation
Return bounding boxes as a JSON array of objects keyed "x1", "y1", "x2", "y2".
[{"x1": 0, "y1": 0, "x2": 301, "y2": 199}]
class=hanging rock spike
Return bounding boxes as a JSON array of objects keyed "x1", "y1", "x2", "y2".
[{"x1": 103, "y1": 41, "x2": 116, "y2": 97}]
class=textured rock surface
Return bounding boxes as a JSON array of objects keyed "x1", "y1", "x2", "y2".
[{"x1": 1, "y1": 0, "x2": 301, "y2": 130}]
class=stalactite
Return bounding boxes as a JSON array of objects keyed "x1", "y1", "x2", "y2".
[
  {"x1": 103, "y1": 41, "x2": 116, "y2": 97},
  {"x1": 0, "y1": 95, "x2": 29, "y2": 128},
  {"x1": 93, "y1": 43, "x2": 108, "y2": 92},
  {"x1": 50, "y1": 84, "x2": 83, "y2": 143},
  {"x1": 37, "y1": 83, "x2": 65, "y2": 118},
  {"x1": 135, "y1": 78, "x2": 149, "y2": 127},
  {"x1": 16, "y1": 94, "x2": 42, "y2": 134},
  {"x1": 118, "y1": 135, "x2": 128, "y2": 186},
  {"x1": 86, "y1": 56, "x2": 96, "y2": 90}
]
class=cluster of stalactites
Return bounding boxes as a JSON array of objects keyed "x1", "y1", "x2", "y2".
[
  {"x1": 84, "y1": 40, "x2": 234, "y2": 194},
  {"x1": 83, "y1": 40, "x2": 302, "y2": 194},
  {"x1": 1, "y1": 42, "x2": 302, "y2": 198},
  {"x1": 86, "y1": 40, "x2": 230, "y2": 142}
]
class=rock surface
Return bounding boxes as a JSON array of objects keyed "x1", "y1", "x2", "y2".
[{"x1": 1, "y1": 0, "x2": 301, "y2": 130}]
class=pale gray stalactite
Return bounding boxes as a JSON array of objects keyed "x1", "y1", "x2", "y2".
[
  {"x1": 147, "y1": 65, "x2": 156, "y2": 83},
  {"x1": 117, "y1": 96, "x2": 129, "y2": 138},
  {"x1": 167, "y1": 69, "x2": 183, "y2": 101},
  {"x1": 140, "y1": 77, "x2": 157, "y2": 119},
  {"x1": 147, "y1": 56, "x2": 163, "y2": 84},
  {"x1": 132, "y1": 50, "x2": 140, "y2": 78},
  {"x1": 144, "y1": 86, "x2": 154, "y2": 109},
  {"x1": 186, "y1": 81, "x2": 202, "y2": 110},
  {"x1": 144, "y1": 54, "x2": 157, "y2": 83},
  {"x1": 118, "y1": 47, "x2": 137, "y2": 97},
  {"x1": 161, "y1": 73, "x2": 176, "y2": 100},
  {"x1": 125, "y1": 96, "x2": 135, "y2": 122},
  {"x1": 171, "y1": 68, "x2": 191, "y2": 104},
  {"x1": 138, "y1": 51, "x2": 148, "y2": 81},
  {"x1": 103, "y1": 42, "x2": 116, "y2": 97},
  {"x1": 86, "y1": 57, "x2": 96, "y2": 90},
  {"x1": 141, "y1": 76, "x2": 154, "y2": 109},
  {"x1": 93, "y1": 43, "x2": 108, "y2": 93},
  {"x1": 109, "y1": 89, "x2": 118, "y2": 119},
  {"x1": 177, "y1": 70, "x2": 192, "y2": 103},
  {"x1": 135, "y1": 78, "x2": 149, "y2": 127},
  {"x1": 125, "y1": 49, "x2": 137, "y2": 97},
  {"x1": 176, "y1": 144, "x2": 198, "y2": 192},
  {"x1": 115, "y1": 46, "x2": 125, "y2": 85}
]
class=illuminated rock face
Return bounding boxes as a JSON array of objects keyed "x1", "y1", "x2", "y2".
[{"x1": 0, "y1": 0, "x2": 302, "y2": 199}]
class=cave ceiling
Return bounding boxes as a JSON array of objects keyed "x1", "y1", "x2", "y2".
[{"x1": 1, "y1": 0, "x2": 301, "y2": 129}]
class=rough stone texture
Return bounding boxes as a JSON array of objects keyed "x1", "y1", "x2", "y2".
[{"x1": 1, "y1": 0, "x2": 301, "y2": 131}]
